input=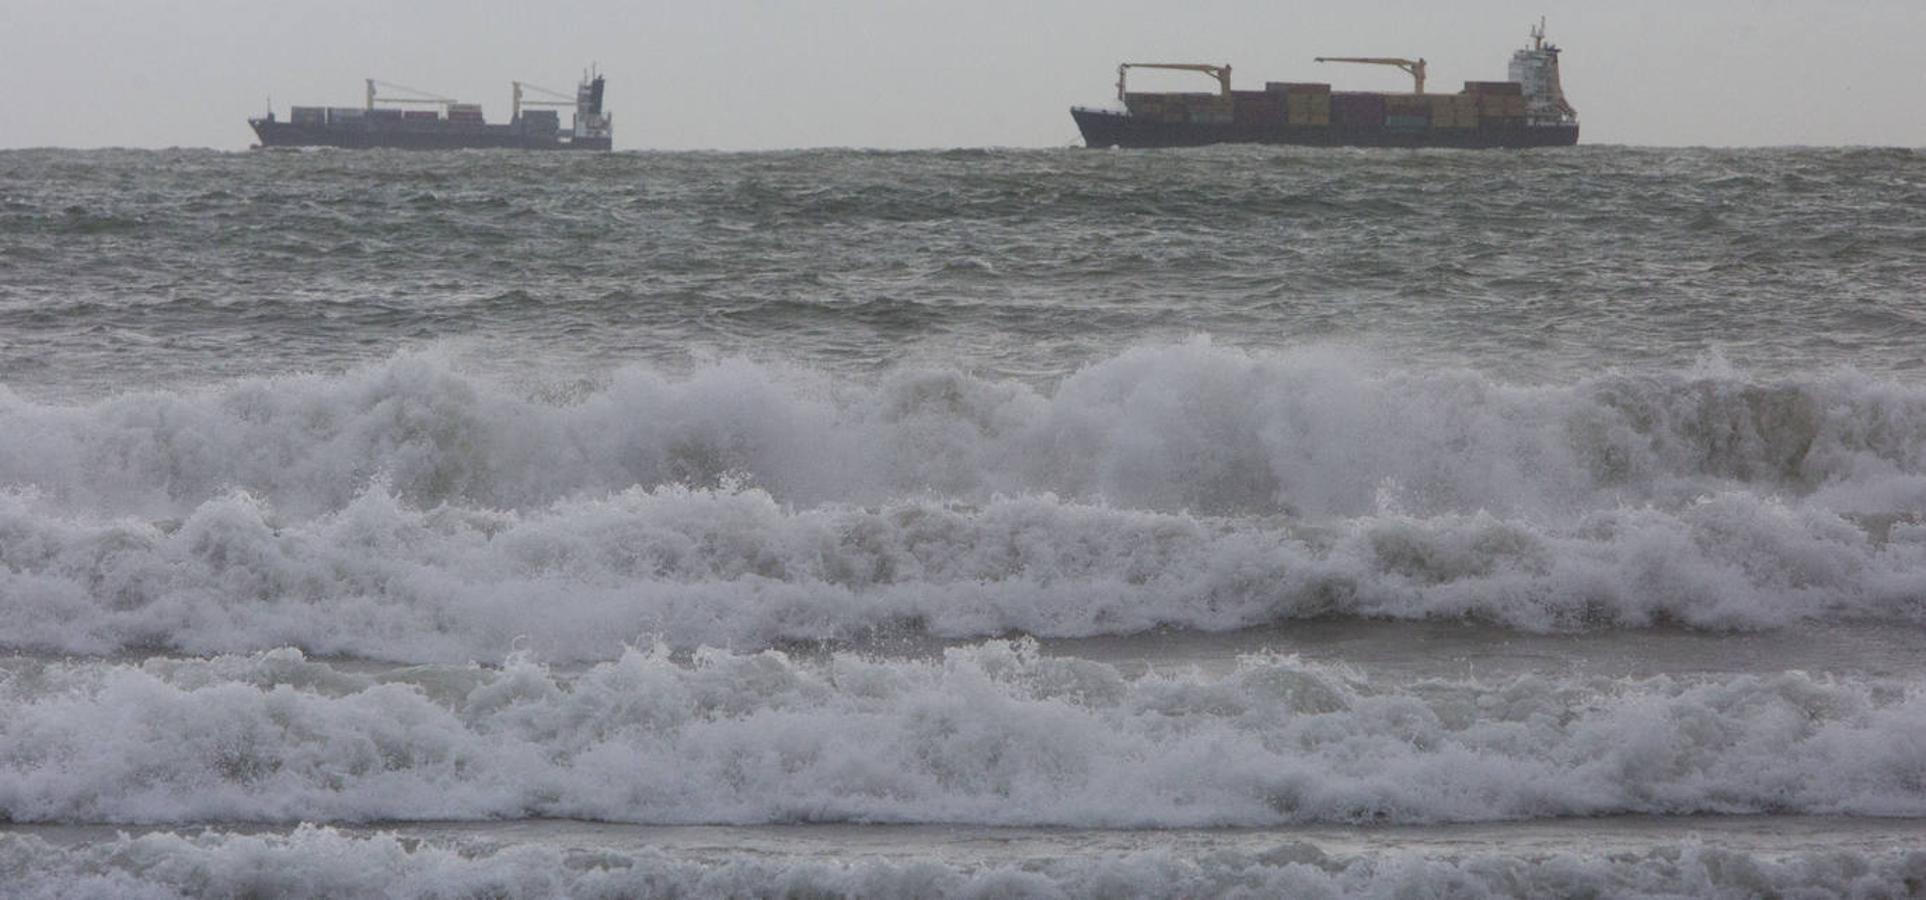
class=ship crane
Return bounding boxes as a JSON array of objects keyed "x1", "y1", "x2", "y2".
[
  {"x1": 511, "y1": 82, "x2": 575, "y2": 120},
  {"x1": 1313, "y1": 57, "x2": 1427, "y2": 94},
  {"x1": 1115, "y1": 63, "x2": 1232, "y2": 102},
  {"x1": 365, "y1": 80, "x2": 458, "y2": 111}
]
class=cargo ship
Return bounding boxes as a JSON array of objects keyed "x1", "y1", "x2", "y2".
[
  {"x1": 1072, "y1": 21, "x2": 1577, "y2": 149},
  {"x1": 249, "y1": 70, "x2": 611, "y2": 150}
]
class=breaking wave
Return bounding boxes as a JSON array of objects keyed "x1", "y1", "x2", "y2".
[
  {"x1": 0, "y1": 485, "x2": 1922, "y2": 660},
  {"x1": 1, "y1": 344, "x2": 1923, "y2": 657},
  {"x1": 3, "y1": 644, "x2": 1925, "y2": 827},
  {"x1": 4, "y1": 825, "x2": 1923, "y2": 900},
  {"x1": 2, "y1": 342, "x2": 1923, "y2": 521}
]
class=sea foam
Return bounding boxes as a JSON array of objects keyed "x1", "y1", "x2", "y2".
[
  {"x1": 2, "y1": 345, "x2": 1923, "y2": 657},
  {"x1": 4, "y1": 825, "x2": 1923, "y2": 900},
  {"x1": 1, "y1": 343, "x2": 1921, "y2": 521},
  {"x1": 3, "y1": 645, "x2": 1924, "y2": 827}
]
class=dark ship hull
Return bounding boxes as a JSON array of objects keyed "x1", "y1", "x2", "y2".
[
  {"x1": 1071, "y1": 107, "x2": 1577, "y2": 149},
  {"x1": 249, "y1": 121, "x2": 610, "y2": 151},
  {"x1": 249, "y1": 72, "x2": 612, "y2": 152},
  {"x1": 1075, "y1": 24, "x2": 1580, "y2": 151}
]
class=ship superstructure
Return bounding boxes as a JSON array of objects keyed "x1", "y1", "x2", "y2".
[
  {"x1": 249, "y1": 69, "x2": 612, "y2": 151},
  {"x1": 1071, "y1": 21, "x2": 1579, "y2": 149},
  {"x1": 1509, "y1": 20, "x2": 1577, "y2": 129}
]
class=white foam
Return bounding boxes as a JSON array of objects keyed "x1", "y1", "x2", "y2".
[
  {"x1": 2, "y1": 345, "x2": 1923, "y2": 658},
  {"x1": 5, "y1": 825, "x2": 1924, "y2": 900},
  {"x1": 1, "y1": 483, "x2": 1921, "y2": 660},
  {"x1": 2, "y1": 645, "x2": 1924, "y2": 827},
  {"x1": 1, "y1": 343, "x2": 1922, "y2": 522}
]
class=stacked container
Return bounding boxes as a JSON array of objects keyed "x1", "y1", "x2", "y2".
[
  {"x1": 1174, "y1": 93, "x2": 1231, "y2": 125},
  {"x1": 446, "y1": 103, "x2": 485, "y2": 125},
  {"x1": 1465, "y1": 81, "x2": 1526, "y2": 127},
  {"x1": 1330, "y1": 93, "x2": 1386, "y2": 129},
  {"x1": 290, "y1": 107, "x2": 325, "y2": 125},
  {"x1": 1430, "y1": 94, "x2": 1478, "y2": 129},
  {"x1": 522, "y1": 109, "x2": 561, "y2": 134},
  {"x1": 1231, "y1": 90, "x2": 1284, "y2": 126},
  {"x1": 1272, "y1": 83, "x2": 1331, "y2": 126},
  {"x1": 1125, "y1": 92, "x2": 1227, "y2": 124},
  {"x1": 1123, "y1": 92, "x2": 1168, "y2": 120},
  {"x1": 1382, "y1": 94, "x2": 1429, "y2": 130}
]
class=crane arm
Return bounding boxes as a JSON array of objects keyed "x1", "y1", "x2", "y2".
[
  {"x1": 1313, "y1": 56, "x2": 1427, "y2": 94},
  {"x1": 511, "y1": 82, "x2": 580, "y2": 118},
  {"x1": 515, "y1": 81, "x2": 574, "y2": 101},
  {"x1": 367, "y1": 79, "x2": 457, "y2": 110},
  {"x1": 1116, "y1": 63, "x2": 1232, "y2": 102}
]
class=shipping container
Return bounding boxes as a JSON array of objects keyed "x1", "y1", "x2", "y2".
[
  {"x1": 1383, "y1": 97, "x2": 1429, "y2": 122},
  {"x1": 1069, "y1": 23, "x2": 1578, "y2": 149},
  {"x1": 1477, "y1": 94, "x2": 1526, "y2": 117},
  {"x1": 251, "y1": 69, "x2": 612, "y2": 151},
  {"x1": 1234, "y1": 101, "x2": 1284, "y2": 125},
  {"x1": 1329, "y1": 93, "x2": 1386, "y2": 127}
]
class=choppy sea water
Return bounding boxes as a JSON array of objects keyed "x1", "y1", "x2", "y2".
[{"x1": 1, "y1": 145, "x2": 1923, "y2": 898}]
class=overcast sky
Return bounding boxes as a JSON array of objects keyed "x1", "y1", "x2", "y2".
[{"x1": 3, "y1": 0, "x2": 1922, "y2": 150}]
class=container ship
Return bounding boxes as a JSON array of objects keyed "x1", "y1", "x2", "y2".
[
  {"x1": 1072, "y1": 21, "x2": 1577, "y2": 149},
  {"x1": 249, "y1": 70, "x2": 611, "y2": 151}
]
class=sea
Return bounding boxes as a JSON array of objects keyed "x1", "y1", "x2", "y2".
[{"x1": 0, "y1": 144, "x2": 1923, "y2": 898}]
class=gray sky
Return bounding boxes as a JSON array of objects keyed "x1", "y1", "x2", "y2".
[{"x1": 3, "y1": 0, "x2": 1922, "y2": 150}]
